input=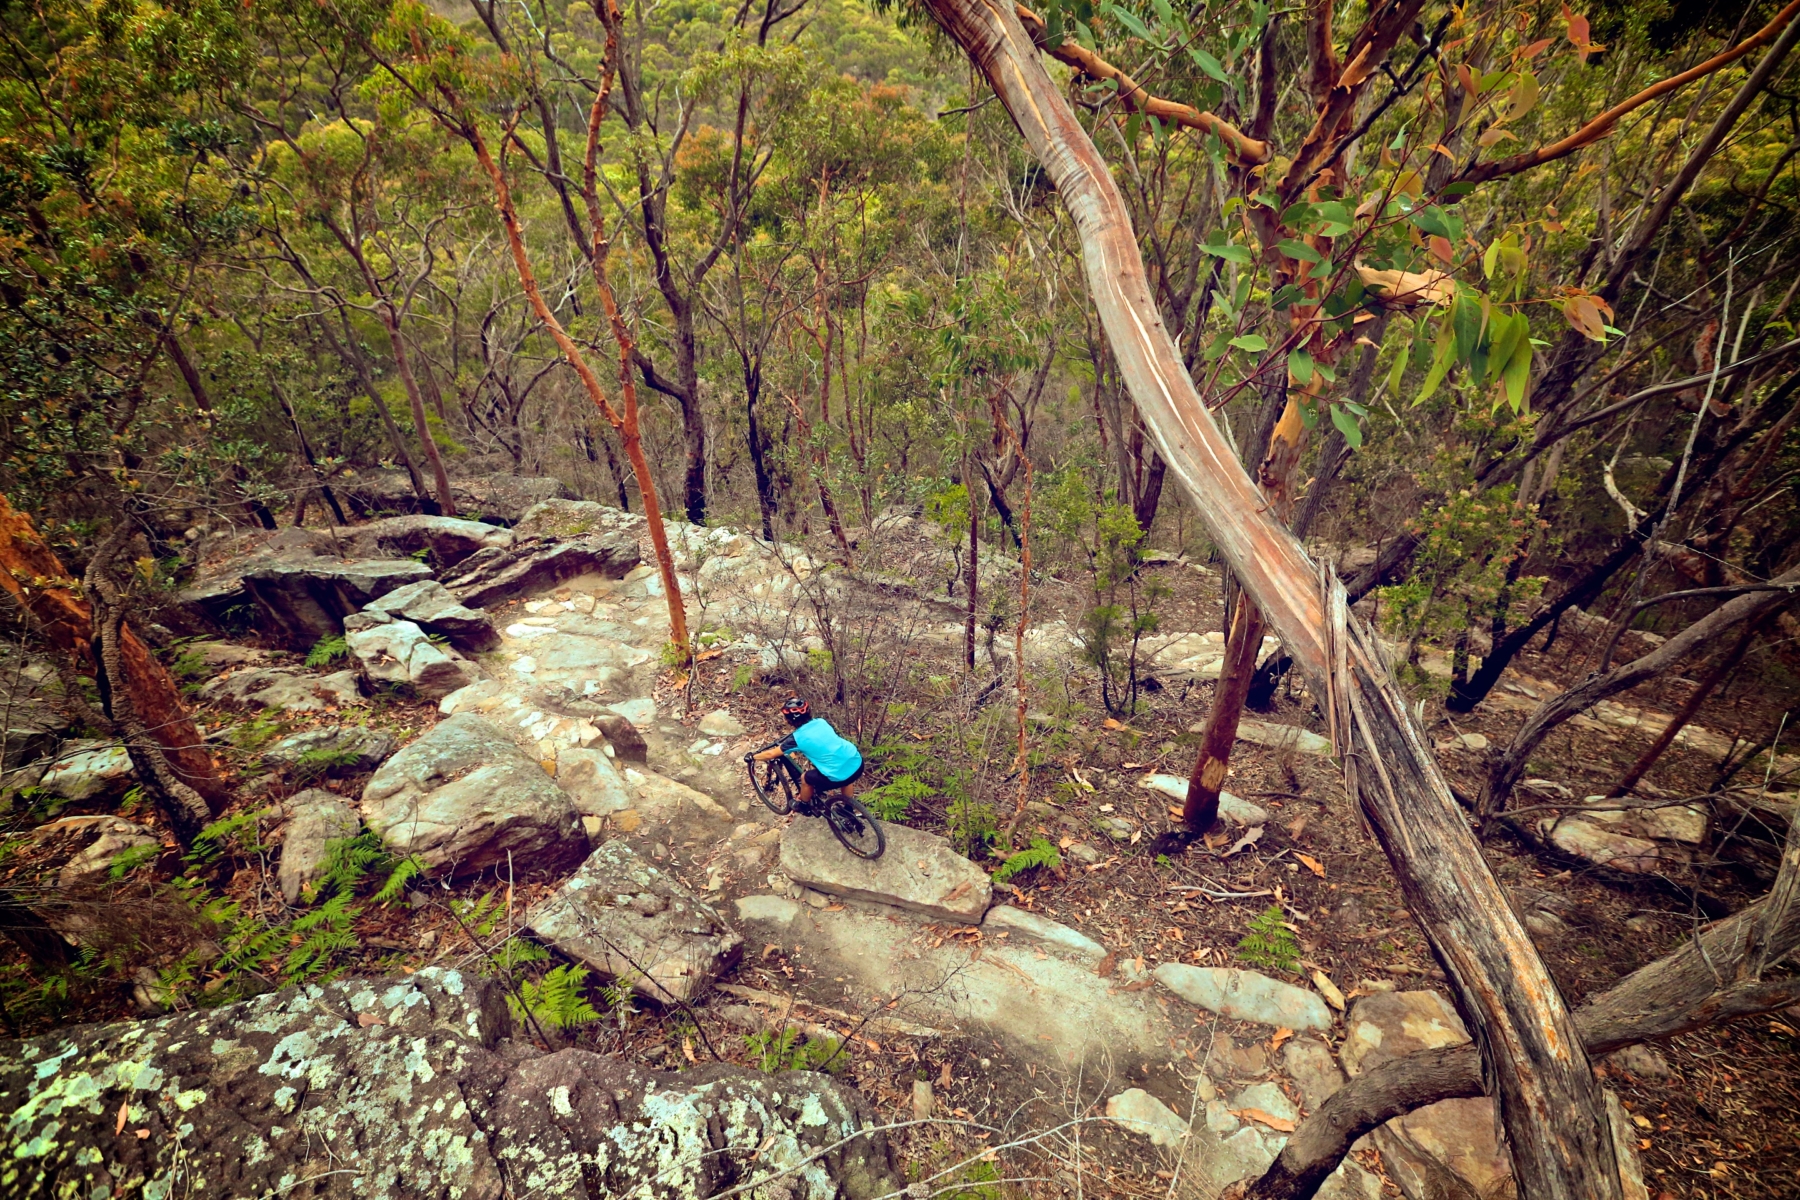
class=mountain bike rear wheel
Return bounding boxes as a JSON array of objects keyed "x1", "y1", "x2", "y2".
[{"x1": 825, "y1": 794, "x2": 885, "y2": 859}]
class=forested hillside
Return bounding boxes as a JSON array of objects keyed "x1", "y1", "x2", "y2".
[{"x1": 3, "y1": 0, "x2": 1800, "y2": 1196}]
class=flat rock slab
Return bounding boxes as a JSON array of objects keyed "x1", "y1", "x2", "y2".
[
  {"x1": 330, "y1": 514, "x2": 512, "y2": 569},
  {"x1": 200, "y1": 666, "x2": 364, "y2": 711},
  {"x1": 734, "y1": 895, "x2": 1176, "y2": 1068},
  {"x1": 361, "y1": 711, "x2": 587, "y2": 879},
  {"x1": 1231, "y1": 719, "x2": 1334, "y2": 757},
  {"x1": 445, "y1": 533, "x2": 640, "y2": 609},
  {"x1": 1138, "y1": 774, "x2": 1269, "y2": 826},
  {"x1": 1153, "y1": 963, "x2": 1333, "y2": 1031},
  {"x1": 982, "y1": 905, "x2": 1106, "y2": 964},
  {"x1": 278, "y1": 788, "x2": 360, "y2": 903},
  {"x1": 1538, "y1": 815, "x2": 1669, "y2": 873},
  {"x1": 0, "y1": 967, "x2": 901, "y2": 1200},
  {"x1": 30, "y1": 740, "x2": 134, "y2": 801},
  {"x1": 53, "y1": 817, "x2": 157, "y2": 886},
  {"x1": 1106, "y1": 1089, "x2": 1189, "y2": 1147},
  {"x1": 780, "y1": 819, "x2": 991, "y2": 924},
  {"x1": 528, "y1": 841, "x2": 741, "y2": 1004}
]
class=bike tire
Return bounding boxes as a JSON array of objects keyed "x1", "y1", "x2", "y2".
[
  {"x1": 825, "y1": 795, "x2": 885, "y2": 860},
  {"x1": 748, "y1": 759, "x2": 795, "y2": 815}
]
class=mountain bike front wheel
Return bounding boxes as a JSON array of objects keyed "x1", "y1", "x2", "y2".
[
  {"x1": 825, "y1": 794, "x2": 885, "y2": 859},
  {"x1": 748, "y1": 759, "x2": 795, "y2": 815}
]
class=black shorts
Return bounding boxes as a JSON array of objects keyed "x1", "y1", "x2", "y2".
[{"x1": 803, "y1": 762, "x2": 865, "y2": 791}]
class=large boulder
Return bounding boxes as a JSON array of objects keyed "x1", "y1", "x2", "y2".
[
  {"x1": 780, "y1": 818, "x2": 991, "y2": 924},
  {"x1": 42, "y1": 816, "x2": 159, "y2": 887},
  {"x1": 512, "y1": 498, "x2": 647, "y2": 541},
  {"x1": 360, "y1": 712, "x2": 588, "y2": 878},
  {"x1": 443, "y1": 534, "x2": 641, "y2": 609},
  {"x1": 437, "y1": 680, "x2": 638, "y2": 818},
  {"x1": 0, "y1": 645, "x2": 68, "y2": 770},
  {"x1": 345, "y1": 615, "x2": 480, "y2": 700},
  {"x1": 329, "y1": 515, "x2": 513, "y2": 570},
  {"x1": 356, "y1": 579, "x2": 500, "y2": 652},
  {"x1": 12, "y1": 740, "x2": 134, "y2": 803},
  {"x1": 264, "y1": 725, "x2": 398, "y2": 778},
  {"x1": 527, "y1": 841, "x2": 743, "y2": 1004},
  {"x1": 241, "y1": 558, "x2": 433, "y2": 649},
  {"x1": 198, "y1": 666, "x2": 365, "y2": 712},
  {"x1": 338, "y1": 470, "x2": 578, "y2": 525},
  {"x1": 0, "y1": 968, "x2": 900, "y2": 1200},
  {"x1": 277, "y1": 788, "x2": 361, "y2": 903},
  {"x1": 175, "y1": 526, "x2": 337, "y2": 625}
]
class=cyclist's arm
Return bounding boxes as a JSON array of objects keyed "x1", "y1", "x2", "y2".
[{"x1": 751, "y1": 746, "x2": 786, "y2": 762}]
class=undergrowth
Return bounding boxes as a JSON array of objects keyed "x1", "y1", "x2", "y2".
[{"x1": 1236, "y1": 903, "x2": 1301, "y2": 974}]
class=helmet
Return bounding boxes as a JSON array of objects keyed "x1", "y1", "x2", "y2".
[{"x1": 781, "y1": 696, "x2": 810, "y2": 725}]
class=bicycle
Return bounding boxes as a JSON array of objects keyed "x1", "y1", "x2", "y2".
[{"x1": 744, "y1": 741, "x2": 885, "y2": 860}]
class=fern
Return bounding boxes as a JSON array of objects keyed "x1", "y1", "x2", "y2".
[
  {"x1": 373, "y1": 854, "x2": 425, "y2": 905},
  {"x1": 190, "y1": 810, "x2": 268, "y2": 864},
  {"x1": 744, "y1": 1024, "x2": 842, "y2": 1073},
  {"x1": 992, "y1": 837, "x2": 1062, "y2": 885},
  {"x1": 108, "y1": 843, "x2": 160, "y2": 880},
  {"x1": 1236, "y1": 904, "x2": 1301, "y2": 974},
  {"x1": 306, "y1": 634, "x2": 349, "y2": 668},
  {"x1": 292, "y1": 745, "x2": 362, "y2": 781},
  {"x1": 509, "y1": 964, "x2": 603, "y2": 1029},
  {"x1": 859, "y1": 773, "x2": 932, "y2": 822}
]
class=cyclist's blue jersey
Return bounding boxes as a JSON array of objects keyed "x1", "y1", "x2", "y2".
[{"x1": 782, "y1": 718, "x2": 862, "y2": 782}]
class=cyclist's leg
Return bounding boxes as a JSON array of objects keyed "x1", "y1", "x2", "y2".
[{"x1": 800, "y1": 765, "x2": 829, "y2": 808}]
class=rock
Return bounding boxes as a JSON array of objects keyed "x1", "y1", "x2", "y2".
[
  {"x1": 277, "y1": 789, "x2": 360, "y2": 903},
  {"x1": 29, "y1": 740, "x2": 134, "y2": 802},
  {"x1": 339, "y1": 470, "x2": 578, "y2": 525},
  {"x1": 357, "y1": 579, "x2": 501, "y2": 652},
  {"x1": 1539, "y1": 816, "x2": 1668, "y2": 873},
  {"x1": 52, "y1": 818, "x2": 158, "y2": 886},
  {"x1": 594, "y1": 714, "x2": 649, "y2": 763},
  {"x1": 0, "y1": 649, "x2": 67, "y2": 771},
  {"x1": 263, "y1": 725, "x2": 397, "y2": 777},
  {"x1": 1139, "y1": 773, "x2": 1269, "y2": 825},
  {"x1": 329, "y1": 514, "x2": 513, "y2": 569},
  {"x1": 982, "y1": 905, "x2": 1106, "y2": 964},
  {"x1": 434, "y1": 680, "x2": 638, "y2": 818},
  {"x1": 1524, "y1": 910, "x2": 1569, "y2": 939},
  {"x1": 1231, "y1": 719, "x2": 1333, "y2": 756},
  {"x1": 360, "y1": 712, "x2": 588, "y2": 878},
  {"x1": 1204, "y1": 1035, "x2": 1270, "y2": 1080},
  {"x1": 1065, "y1": 841, "x2": 1100, "y2": 864},
  {"x1": 698, "y1": 709, "x2": 746, "y2": 738},
  {"x1": 241, "y1": 558, "x2": 435, "y2": 650},
  {"x1": 513, "y1": 498, "x2": 647, "y2": 540},
  {"x1": 527, "y1": 841, "x2": 742, "y2": 1004},
  {"x1": 0, "y1": 967, "x2": 900, "y2": 1200},
  {"x1": 346, "y1": 616, "x2": 480, "y2": 700},
  {"x1": 608, "y1": 697, "x2": 657, "y2": 726},
  {"x1": 623, "y1": 766, "x2": 734, "y2": 824},
  {"x1": 200, "y1": 666, "x2": 365, "y2": 712},
  {"x1": 1435, "y1": 732, "x2": 1489, "y2": 752},
  {"x1": 173, "y1": 526, "x2": 337, "y2": 625},
  {"x1": 912, "y1": 1080, "x2": 934, "y2": 1121},
  {"x1": 1606, "y1": 1043, "x2": 1673, "y2": 1080},
  {"x1": 1282, "y1": 1037, "x2": 1346, "y2": 1109},
  {"x1": 780, "y1": 818, "x2": 991, "y2": 924},
  {"x1": 1316, "y1": 1160, "x2": 1384, "y2": 1200},
  {"x1": 1094, "y1": 815, "x2": 1136, "y2": 841},
  {"x1": 1341, "y1": 990, "x2": 1469, "y2": 1075},
  {"x1": 1230, "y1": 1081, "x2": 1298, "y2": 1125},
  {"x1": 733, "y1": 892, "x2": 1176, "y2": 1067},
  {"x1": 444, "y1": 533, "x2": 641, "y2": 609},
  {"x1": 1105, "y1": 1088, "x2": 1190, "y2": 1147},
  {"x1": 1629, "y1": 802, "x2": 1707, "y2": 844},
  {"x1": 1153, "y1": 964, "x2": 1333, "y2": 1031},
  {"x1": 1213, "y1": 1126, "x2": 1283, "y2": 1181}
]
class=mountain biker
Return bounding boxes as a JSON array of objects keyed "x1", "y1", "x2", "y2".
[{"x1": 749, "y1": 696, "x2": 863, "y2": 808}]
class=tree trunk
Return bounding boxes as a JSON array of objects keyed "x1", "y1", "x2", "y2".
[
  {"x1": 1246, "y1": 801, "x2": 1800, "y2": 1199},
  {"x1": 163, "y1": 331, "x2": 277, "y2": 530},
  {"x1": 1608, "y1": 615, "x2": 1767, "y2": 797},
  {"x1": 916, "y1": 3, "x2": 1621, "y2": 1194},
  {"x1": 1481, "y1": 564, "x2": 1800, "y2": 815},
  {"x1": 0, "y1": 497, "x2": 226, "y2": 836},
  {"x1": 1180, "y1": 596, "x2": 1263, "y2": 834},
  {"x1": 315, "y1": 311, "x2": 433, "y2": 510},
  {"x1": 378, "y1": 308, "x2": 458, "y2": 517}
]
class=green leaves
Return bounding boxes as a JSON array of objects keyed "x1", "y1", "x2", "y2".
[
  {"x1": 1200, "y1": 239, "x2": 1254, "y2": 264},
  {"x1": 1189, "y1": 46, "x2": 1228, "y2": 82},
  {"x1": 1329, "y1": 402, "x2": 1364, "y2": 449},
  {"x1": 1276, "y1": 238, "x2": 1322, "y2": 264},
  {"x1": 1228, "y1": 333, "x2": 1268, "y2": 352}
]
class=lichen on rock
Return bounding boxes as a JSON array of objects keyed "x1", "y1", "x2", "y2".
[{"x1": 0, "y1": 969, "x2": 899, "y2": 1200}]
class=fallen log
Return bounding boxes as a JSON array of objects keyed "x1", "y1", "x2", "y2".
[{"x1": 913, "y1": 2, "x2": 1620, "y2": 1194}]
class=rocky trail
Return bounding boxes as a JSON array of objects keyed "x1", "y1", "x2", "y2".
[{"x1": 3, "y1": 497, "x2": 1793, "y2": 1199}]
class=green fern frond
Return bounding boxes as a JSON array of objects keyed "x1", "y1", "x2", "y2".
[
  {"x1": 509, "y1": 964, "x2": 603, "y2": 1029},
  {"x1": 992, "y1": 837, "x2": 1062, "y2": 884},
  {"x1": 859, "y1": 773, "x2": 933, "y2": 822},
  {"x1": 1236, "y1": 904, "x2": 1301, "y2": 974},
  {"x1": 373, "y1": 855, "x2": 425, "y2": 905},
  {"x1": 306, "y1": 634, "x2": 349, "y2": 668}
]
